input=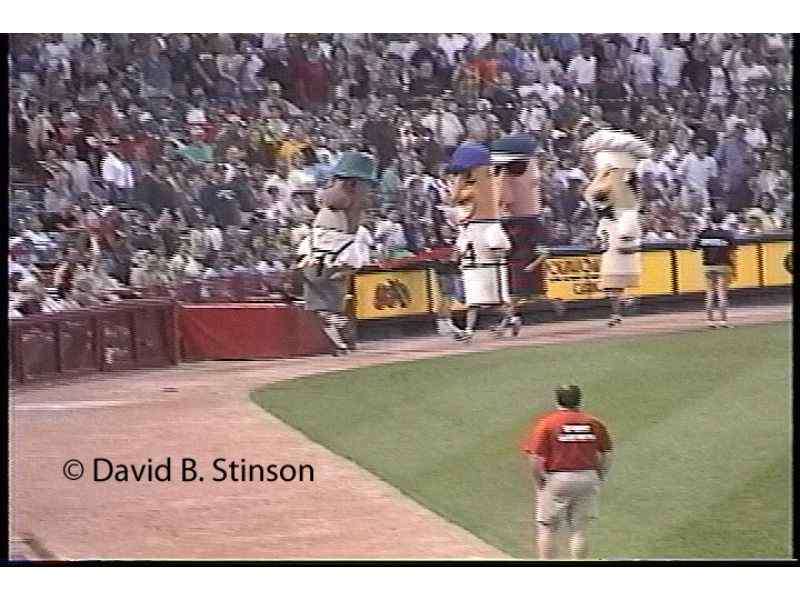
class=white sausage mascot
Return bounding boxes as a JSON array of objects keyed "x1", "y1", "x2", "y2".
[{"x1": 582, "y1": 130, "x2": 653, "y2": 326}]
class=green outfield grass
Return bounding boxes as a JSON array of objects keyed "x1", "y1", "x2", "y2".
[{"x1": 253, "y1": 322, "x2": 792, "y2": 559}]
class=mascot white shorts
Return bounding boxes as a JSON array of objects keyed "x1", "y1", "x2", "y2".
[
  {"x1": 456, "y1": 221, "x2": 512, "y2": 306},
  {"x1": 462, "y1": 262, "x2": 511, "y2": 305}
]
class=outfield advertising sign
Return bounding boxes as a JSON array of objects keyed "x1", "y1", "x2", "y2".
[
  {"x1": 354, "y1": 240, "x2": 790, "y2": 319},
  {"x1": 543, "y1": 251, "x2": 673, "y2": 300},
  {"x1": 762, "y1": 241, "x2": 793, "y2": 286},
  {"x1": 354, "y1": 270, "x2": 432, "y2": 319},
  {"x1": 543, "y1": 254, "x2": 606, "y2": 300}
]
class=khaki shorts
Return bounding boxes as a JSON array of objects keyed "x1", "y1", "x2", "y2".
[
  {"x1": 535, "y1": 470, "x2": 601, "y2": 531},
  {"x1": 704, "y1": 265, "x2": 733, "y2": 281}
]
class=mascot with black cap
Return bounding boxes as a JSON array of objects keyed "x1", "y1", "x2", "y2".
[{"x1": 491, "y1": 133, "x2": 557, "y2": 333}]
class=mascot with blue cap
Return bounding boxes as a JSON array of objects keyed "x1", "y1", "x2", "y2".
[
  {"x1": 296, "y1": 151, "x2": 377, "y2": 354},
  {"x1": 445, "y1": 141, "x2": 514, "y2": 342}
]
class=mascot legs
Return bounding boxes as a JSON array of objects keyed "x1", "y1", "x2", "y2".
[
  {"x1": 490, "y1": 303, "x2": 521, "y2": 338},
  {"x1": 459, "y1": 307, "x2": 479, "y2": 342},
  {"x1": 319, "y1": 311, "x2": 350, "y2": 355},
  {"x1": 605, "y1": 289, "x2": 624, "y2": 327}
]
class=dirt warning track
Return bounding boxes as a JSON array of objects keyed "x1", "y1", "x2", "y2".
[{"x1": 9, "y1": 304, "x2": 791, "y2": 560}]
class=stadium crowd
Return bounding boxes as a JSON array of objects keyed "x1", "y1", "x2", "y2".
[{"x1": 8, "y1": 33, "x2": 794, "y2": 317}]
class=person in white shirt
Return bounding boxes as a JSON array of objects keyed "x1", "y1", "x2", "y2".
[
  {"x1": 517, "y1": 94, "x2": 548, "y2": 133},
  {"x1": 60, "y1": 144, "x2": 93, "y2": 198},
  {"x1": 261, "y1": 33, "x2": 285, "y2": 50},
  {"x1": 654, "y1": 37, "x2": 686, "y2": 90},
  {"x1": 386, "y1": 37, "x2": 419, "y2": 62},
  {"x1": 203, "y1": 218, "x2": 224, "y2": 253},
  {"x1": 707, "y1": 53, "x2": 729, "y2": 108},
  {"x1": 239, "y1": 44, "x2": 265, "y2": 99},
  {"x1": 678, "y1": 140, "x2": 718, "y2": 208},
  {"x1": 724, "y1": 100, "x2": 750, "y2": 133},
  {"x1": 535, "y1": 45, "x2": 564, "y2": 84},
  {"x1": 567, "y1": 46, "x2": 597, "y2": 93},
  {"x1": 625, "y1": 33, "x2": 662, "y2": 54},
  {"x1": 374, "y1": 210, "x2": 408, "y2": 257},
  {"x1": 519, "y1": 68, "x2": 565, "y2": 110},
  {"x1": 754, "y1": 154, "x2": 790, "y2": 198},
  {"x1": 100, "y1": 144, "x2": 134, "y2": 202},
  {"x1": 722, "y1": 35, "x2": 747, "y2": 73},
  {"x1": 733, "y1": 49, "x2": 771, "y2": 95},
  {"x1": 630, "y1": 37, "x2": 656, "y2": 98},
  {"x1": 744, "y1": 115, "x2": 769, "y2": 150},
  {"x1": 421, "y1": 98, "x2": 466, "y2": 150},
  {"x1": 437, "y1": 33, "x2": 468, "y2": 64},
  {"x1": 636, "y1": 153, "x2": 675, "y2": 191}
]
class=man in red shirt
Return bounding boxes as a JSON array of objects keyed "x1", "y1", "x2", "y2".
[{"x1": 519, "y1": 385, "x2": 613, "y2": 559}]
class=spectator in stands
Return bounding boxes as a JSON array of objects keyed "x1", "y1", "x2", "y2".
[
  {"x1": 594, "y1": 64, "x2": 629, "y2": 129},
  {"x1": 654, "y1": 34, "x2": 687, "y2": 94},
  {"x1": 677, "y1": 139, "x2": 718, "y2": 210},
  {"x1": 60, "y1": 144, "x2": 93, "y2": 198},
  {"x1": 567, "y1": 45, "x2": 597, "y2": 95},
  {"x1": 714, "y1": 119, "x2": 753, "y2": 212},
  {"x1": 374, "y1": 210, "x2": 409, "y2": 257},
  {"x1": 99, "y1": 142, "x2": 134, "y2": 204}
]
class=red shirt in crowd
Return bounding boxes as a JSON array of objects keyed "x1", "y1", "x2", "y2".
[{"x1": 520, "y1": 408, "x2": 612, "y2": 471}]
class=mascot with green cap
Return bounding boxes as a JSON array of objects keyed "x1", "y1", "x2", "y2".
[
  {"x1": 582, "y1": 130, "x2": 652, "y2": 327},
  {"x1": 296, "y1": 151, "x2": 377, "y2": 355},
  {"x1": 445, "y1": 141, "x2": 514, "y2": 342}
]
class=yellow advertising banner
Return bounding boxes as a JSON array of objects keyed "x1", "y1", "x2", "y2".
[
  {"x1": 675, "y1": 249, "x2": 706, "y2": 293},
  {"x1": 544, "y1": 254, "x2": 606, "y2": 301},
  {"x1": 354, "y1": 270, "x2": 432, "y2": 319},
  {"x1": 729, "y1": 244, "x2": 760, "y2": 289},
  {"x1": 762, "y1": 241, "x2": 793, "y2": 286},
  {"x1": 676, "y1": 244, "x2": 761, "y2": 292},
  {"x1": 544, "y1": 250, "x2": 673, "y2": 301},
  {"x1": 629, "y1": 251, "x2": 674, "y2": 296}
]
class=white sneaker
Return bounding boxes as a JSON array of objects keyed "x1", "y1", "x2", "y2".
[
  {"x1": 511, "y1": 316, "x2": 522, "y2": 337},
  {"x1": 706, "y1": 320, "x2": 718, "y2": 329},
  {"x1": 456, "y1": 329, "x2": 474, "y2": 343},
  {"x1": 608, "y1": 314, "x2": 622, "y2": 327},
  {"x1": 719, "y1": 321, "x2": 732, "y2": 328}
]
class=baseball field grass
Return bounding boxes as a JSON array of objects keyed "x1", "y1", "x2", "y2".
[{"x1": 253, "y1": 322, "x2": 792, "y2": 559}]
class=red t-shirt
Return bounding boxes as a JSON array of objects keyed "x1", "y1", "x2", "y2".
[{"x1": 520, "y1": 408, "x2": 612, "y2": 471}]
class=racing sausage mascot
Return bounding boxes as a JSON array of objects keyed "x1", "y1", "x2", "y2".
[
  {"x1": 295, "y1": 151, "x2": 377, "y2": 354},
  {"x1": 491, "y1": 133, "x2": 559, "y2": 334},
  {"x1": 445, "y1": 141, "x2": 514, "y2": 342},
  {"x1": 582, "y1": 130, "x2": 653, "y2": 326}
]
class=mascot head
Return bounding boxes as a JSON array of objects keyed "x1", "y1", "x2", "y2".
[
  {"x1": 491, "y1": 134, "x2": 541, "y2": 217},
  {"x1": 315, "y1": 151, "x2": 377, "y2": 233},
  {"x1": 446, "y1": 142, "x2": 499, "y2": 225},
  {"x1": 582, "y1": 129, "x2": 652, "y2": 217}
]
